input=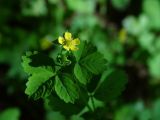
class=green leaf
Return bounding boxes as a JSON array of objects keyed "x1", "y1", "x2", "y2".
[
  {"x1": 74, "y1": 63, "x2": 89, "y2": 85},
  {"x1": 80, "y1": 52, "x2": 107, "y2": 75},
  {"x1": 0, "y1": 108, "x2": 20, "y2": 120},
  {"x1": 47, "y1": 88, "x2": 89, "y2": 116},
  {"x1": 94, "y1": 70, "x2": 127, "y2": 102},
  {"x1": 114, "y1": 105, "x2": 137, "y2": 120},
  {"x1": 74, "y1": 41, "x2": 85, "y2": 61},
  {"x1": 22, "y1": 52, "x2": 55, "y2": 99},
  {"x1": 55, "y1": 74, "x2": 79, "y2": 103},
  {"x1": 30, "y1": 78, "x2": 55, "y2": 100},
  {"x1": 29, "y1": 52, "x2": 55, "y2": 67}
]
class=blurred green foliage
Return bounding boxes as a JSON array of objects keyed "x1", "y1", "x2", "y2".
[
  {"x1": 0, "y1": 0, "x2": 160, "y2": 119},
  {"x1": 0, "y1": 108, "x2": 20, "y2": 120}
]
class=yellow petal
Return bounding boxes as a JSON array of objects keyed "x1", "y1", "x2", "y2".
[
  {"x1": 63, "y1": 45, "x2": 70, "y2": 51},
  {"x1": 58, "y1": 36, "x2": 65, "y2": 44},
  {"x1": 64, "y1": 32, "x2": 72, "y2": 40},
  {"x1": 70, "y1": 45, "x2": 79, "y2": 51},
  {"x1": 72, "y1": 38, "x2": 80, "y2": 45}
]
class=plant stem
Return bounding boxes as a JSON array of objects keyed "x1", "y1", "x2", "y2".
[{"x1": 91, "y1": 95, "x2": 95, "y2": 111}]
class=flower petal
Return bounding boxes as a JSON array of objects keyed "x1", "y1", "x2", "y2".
[
  {"x1": 58, "y1": 36, "x2": 65, "y2": 44},
  {"x1": 63, "y1": 45, "x2": 70, "y2": 51},
  {"x1": 64, "y1": 32, "x2": 72, "y2": 40},
  {"x1": 72, "y1": 38, "x2": 80, "y2": 45},
  {"x1": 70, "y1": 45, "x2": 79, "y2": 51}
]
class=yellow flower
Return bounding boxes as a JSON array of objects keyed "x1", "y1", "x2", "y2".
[
  {"x1": 58, "y1": 32, "x2": 80, "y2": 51},
  {"x1": 119, "y1": 28, "x2": 127, "y2": 44}
]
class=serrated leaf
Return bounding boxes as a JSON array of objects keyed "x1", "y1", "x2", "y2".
[
  {"x1": 25, "y1": 67, "x2": 54, "y2": 97},
  {"x1": 80, "y1": 52, "x2": 107, "y2": 75},
  {"x1": 74, "y1": 63, "x2": 88, "y2": 85},
  {"x1": 22, "y1": 52, "x2": 55, "y2": 99},
  {"x1": 94, "y1": 70, "x2": 127, "y2": 102},
  {"x1": 31, "y1": 78, "x2": 55, "y2": 100},
  {"x1": 55, "y1": 74, "x2": 79, "y2": 103}
]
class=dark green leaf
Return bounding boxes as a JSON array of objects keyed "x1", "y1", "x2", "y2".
[
  {"x1": 80, "y1": 52, "x2": 107, "y2": 75},
  {"x1": 94, "y1": 70, "x2": 127, "y2": 102},
  {"x1": 47, "y1": 86, "x2": 89, "y2": 116},
  {"x1": 74, "y1": 63, "x2": 89, "y2": 85},
  {"x1": 29, "y1": 52, "x2": 55, "y2": 67},
  {"x1": 55, "y1": 74, "x2": 79, "y2": 103}
]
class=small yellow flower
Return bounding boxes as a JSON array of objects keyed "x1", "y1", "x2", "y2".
[
  {"x1": 58, "y1": 32, "x2": 80, "y2": 51},
  {"x1": 119, "y1": 28, "x2": 127, "y2": 44}
]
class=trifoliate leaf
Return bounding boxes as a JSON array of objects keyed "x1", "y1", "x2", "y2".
[
  {"x1": 94, "y1": 70, "x2": 127, "y2": 102},
  {"x1": 80, "y1": 52, "x2": 107, "y2": 75},
  {"x1": 55, "y1": 74, "x2": 79, "y2": 103}
]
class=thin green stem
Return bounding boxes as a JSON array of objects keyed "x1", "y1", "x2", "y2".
[{"x1": 91, "y1": 95, "x2": 95, "y2": 111}]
